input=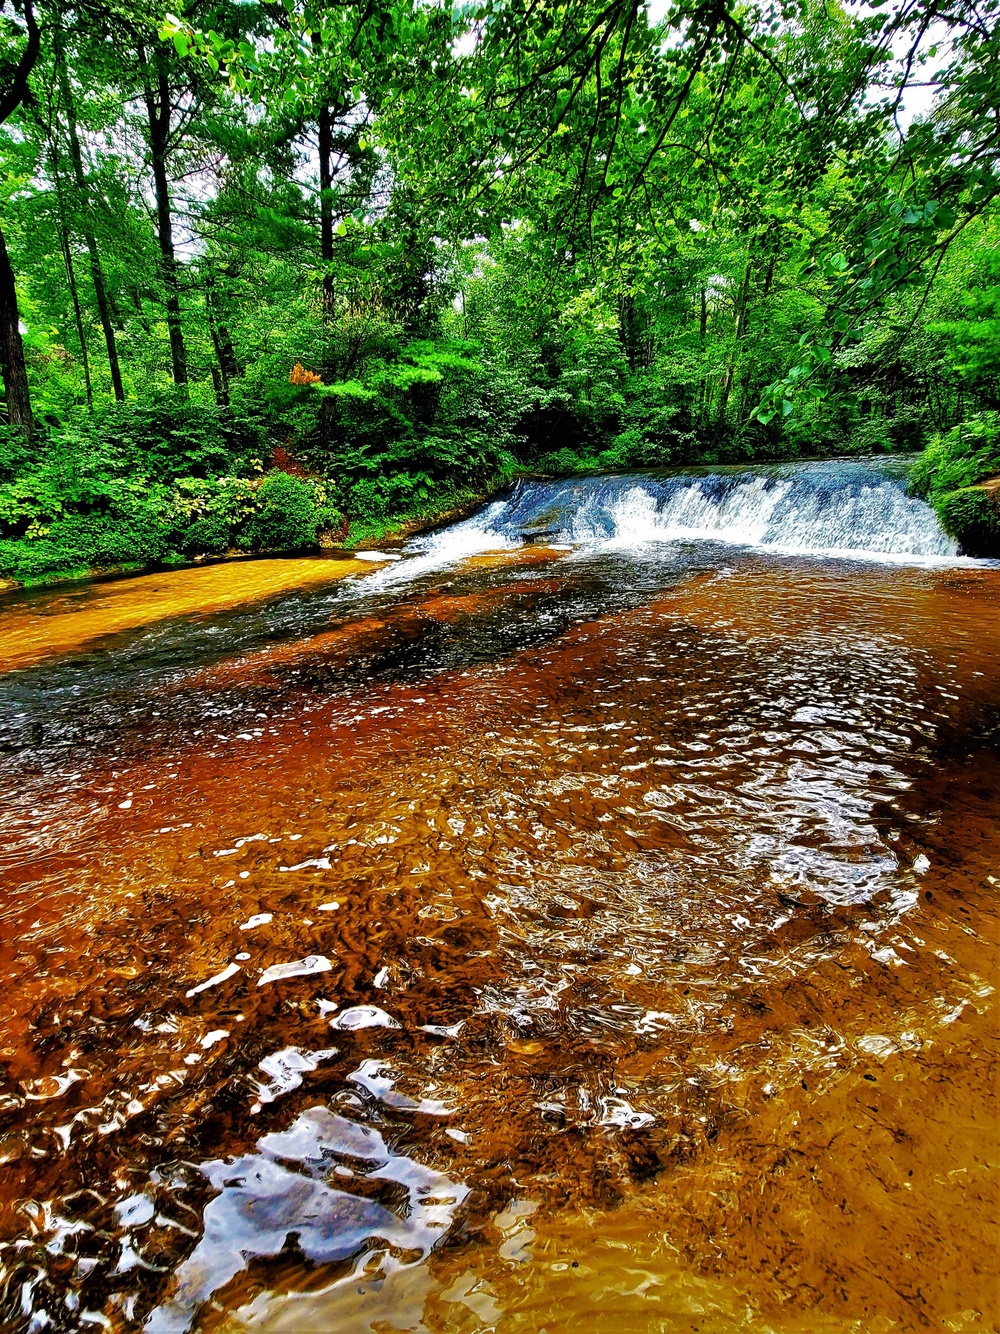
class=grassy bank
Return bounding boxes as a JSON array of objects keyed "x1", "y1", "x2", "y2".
[{"x1": 0, "y1": 473, "x2": 512, "y2": 593}]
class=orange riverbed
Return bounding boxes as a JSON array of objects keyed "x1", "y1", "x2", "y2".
[{"x1": 0, "y1": 548, "x2": 997, "y2": 1333}]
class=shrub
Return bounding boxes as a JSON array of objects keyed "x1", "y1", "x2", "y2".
[
  {"x1": 536, "y1": 446, "x2": 595, "y2": 474},
  {"x1": 175, "y1": 514, "x2": 231, "y2": 557},
  {"x1": 168, "y1": 476, "x2": 258, "y2": 556},
  {"x1": 0, "y1": 425, "x2": 34, "y2": 484},
  {"x1": 20, "y1": 391, "x2": 268, "y2": 487},
  {"x1": 240, "y1": 472, "x2": 323, "y2": 552},
  {"x1": 310, "y1": 381, "x2": 412, "y2": 462},
  {"x1": 99, "y1": 393, "x2": 266, "y2": 481},
  {"x1": 594, "y1": 427, "x2": 687, "y2": 470},
  {"x1": 910, "y1": 412, "x2": 1000, "y2": 499},
  {"x1": 0, "y1": 481, "x2": 177, "y2": 580},
  {"x1": 0, "y1": 457, "x2": 340, "y2": 579},
  {"x1": 936, "y1": 487, "x2": 1000, "y2": 556},
  {"x1": 910, "y1": 414, "x2": 1000, "y2": 557}
]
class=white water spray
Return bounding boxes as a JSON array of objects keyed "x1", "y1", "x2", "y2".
[
  {"x1": 358, "y1": 458, "x2": 964, "y2": 587},
  {"x1": 567, "y1": 474, "x2": 959, "y2": 560}
]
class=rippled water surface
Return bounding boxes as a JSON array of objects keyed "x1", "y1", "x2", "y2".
[{"x1": 1, "y1": 463, "x2": 998, "y2": 1333}]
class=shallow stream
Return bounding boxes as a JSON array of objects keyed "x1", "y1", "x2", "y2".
[{"x1": 0, "y1": 459, "x2": 997, "y2": 1332}]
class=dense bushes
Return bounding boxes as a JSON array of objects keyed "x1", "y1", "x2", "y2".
[
  {"x1": 89, "y1": 393, "x2": 267, "y2": 480},
  {"x1": 936, "y1": 487, "x2": 1000, "y2": 555},
  {"x1": 0, "y1": 482, "x2": 177, "y2": 580},
  {"x1": 910, "y1": 414, "x2": 1000, "y2": 555},
  {"x1": 910, "y1": 412, "x2": 1000, "y2": 497},
  {"x1": 0, "y1": 471, "x2": 335, "y2": 581},
  {"x1": 297, "y1": 339, "x2": 518, "y2": 526},
  {"x1": 0, "y1": 400, "x2": 337, "y2": 582},
  {"x1": 241, "y1": 472, "x2": 333, "y2": 552},
  {"x1": 0, "y1": 339, "x2": 523, "y2": 582},
  {"x1": 171, "y1": 477, "x2": 258, "y2": 557}
]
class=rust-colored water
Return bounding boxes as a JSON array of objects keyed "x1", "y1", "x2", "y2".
[{"x1": 0, "y1": 543, "x2": 997, "y2": 1333}]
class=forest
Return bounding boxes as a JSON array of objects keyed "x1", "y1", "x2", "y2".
[{"x1": 1, "y1": 0, "x2": 999, "y2": 582}]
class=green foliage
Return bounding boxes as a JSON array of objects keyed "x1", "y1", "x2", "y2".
[
  {"x1": 0, "y1": 425, "x2": 34, "y2": 484},
  {"x1": 935, "y1": 487, "x2": 1000, "y2": 556},
  {"x1": 910, "y1": 413, "x2": 1000, "y2": 499},
  {"x1": 0, "y1": 395, "x2": 334, "y2": 579},
  {"x1": 301, "y1": 338, "x2": 517, "y2": 524},
  {"x1": 536, "y1": 445, "x2": 598, "y2": 475},
  {"x1": 94, "y1": 393, "x2": 266, "y2": 480},
  {"x1": 0, "y1": 465, "x2": 332, "y2": 580},
  {"x1": 3, "y1": 0, "x2": 1000, "y2": 582},
  {"x1": 909, "y1": 413, "x2": 1000, "y2": 556},
  {"x1": 239, "y1": 471, "x2": 327, "y2": 551},
  {"x1": 171, "y1": 476, "x2": 260, "y2": 556}
]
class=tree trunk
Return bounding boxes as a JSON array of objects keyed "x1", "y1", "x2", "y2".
[
  {"x1": 215, "y1": 316, "x2": 239, "y2": 381},
  {"x1": 716, "y1": 261, "x2": 753, "y2": 430},
  {"x1": 106, "y1": 286, "x2": 125, "y2": 330},
  {"x1": 140, "y1": 43, "x2": 188, "y2": 388},
  {"x1": 318, "y1": 102, "x2": 336, "y2": 324},
  {"x1": 205, "y1": 298, "x2": 229, "y2": 406},
  {"x1": 619, "y1": 291, "x2": 643, "y2": 372},
  {"x1": 58, "y1": 227, "x2": 92, "y2": 410},
  {"x1": 204, "y1": 267, "x2": 239, "y2": 406},
  {"x1": 760, "y1": 252, "x2": 777, "y2": 302},
  {"x1": 694, "y1": 285, "x2": 709, "y2": 434},
  {"x1": 0, "y1": 0, "x2": 41, "y2": 434},
  {"x1": 0, "y1": 221, "x2": 33, "y2": 437},
  {"x1": 55, "y1": 30, "x2": 123, "y2": 401},
  {"x1": 51, "y1": 152, "x2": 93, "y2": 410},
  {"x1": 130, "y1": 287, "x2": 152, "y2": 335},
  {"x1": 205, "y1": 268, "x2": 239, "y2": 380}
]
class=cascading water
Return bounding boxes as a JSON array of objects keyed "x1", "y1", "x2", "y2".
[{"x1": 400, "y1": 457, "x2": 960, "y2": 572}]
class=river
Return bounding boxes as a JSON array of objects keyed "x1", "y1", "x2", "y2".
[{"x1": 0, "y1": 458, "x2": 997, "y2": 1333}]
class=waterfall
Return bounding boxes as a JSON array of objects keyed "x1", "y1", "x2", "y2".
[
  {"x1": 350, "y1": 457, "x2": 965, "y2": 595},
  {"x1": 426, "y1": 458, "x2": 960, "y2": 564}
]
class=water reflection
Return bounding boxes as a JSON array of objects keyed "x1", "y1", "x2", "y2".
[
  {"x1": 0, "y1": 506, "x2": 998, "y2": 1331},
  {"x1": 146, "y1": 1106, "x2": 467, "y2": 1333}
]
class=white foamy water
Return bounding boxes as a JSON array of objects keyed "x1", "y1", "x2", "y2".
[
  {"x1": 349, "y1": 458, "x2": 971, "y2": 590},
  {"x1": 598, "y1": 478, "x2": 788, "y2": 548},
  {"x1": 356, "y1": 499, "x2": 519, "y2": 590},
  {"x1": 557, "y1": 470, "x2": 959, "y2": 561}
]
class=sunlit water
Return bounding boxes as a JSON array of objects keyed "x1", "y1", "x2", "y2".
[{"x1": 0, "y1": 460, "x2": 998, "y2": 1333}]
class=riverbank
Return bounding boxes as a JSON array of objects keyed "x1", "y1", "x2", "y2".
[{"x1": 0, "y1": 477, "x2": 509, "y2": 597}]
